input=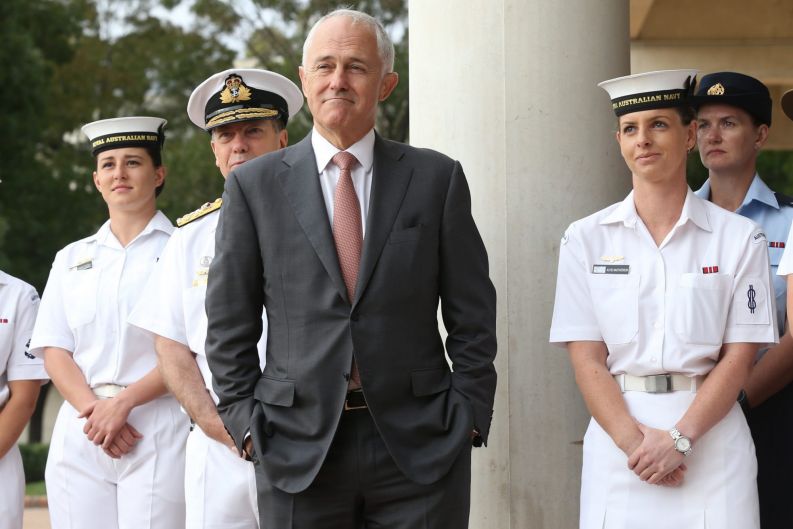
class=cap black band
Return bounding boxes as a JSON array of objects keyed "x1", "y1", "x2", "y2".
[
  {"x1": 91, "y1": 130, "x2": 164, "y2": 156},
  {"x1": 611, "y1": 89, "x2": 689, "y2": 116}
]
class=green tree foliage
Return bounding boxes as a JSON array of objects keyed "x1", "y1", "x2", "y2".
[{"x1": 0, "y1": 0, "x2": 237, "y2": 294}]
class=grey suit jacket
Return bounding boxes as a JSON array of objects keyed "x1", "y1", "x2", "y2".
[{"x1": 205, "y1": 133, "x2": 497, "y2": 494}]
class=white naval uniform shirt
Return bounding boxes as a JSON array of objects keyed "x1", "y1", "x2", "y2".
[
  {"x1": 128, "y1": 209, "x2": 267, "y2": 403},
  {"x1": 0, "y1": 271, "x2": 48, "y2": 407},
  {"x1": 550, "y1": 189, "x2": 778, "y2": 376},
  {"x1": 313, "y1": 127, "x2": 374, "y2": 236},
  {"x1": 30, "y1": 211, "x2": 173, "y2": 385}
]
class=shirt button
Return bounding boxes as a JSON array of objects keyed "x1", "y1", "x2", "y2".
[
  {"x1": 650, "y1": 357, "x2": 657, "y2": 363},
  {"x1": 653, "y1": 321, "x2": 662, "y2": 329}
]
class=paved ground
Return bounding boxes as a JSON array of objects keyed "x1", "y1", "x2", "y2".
[{"x1": 23, "y1": 508, "x2": 50, "y2": 529}]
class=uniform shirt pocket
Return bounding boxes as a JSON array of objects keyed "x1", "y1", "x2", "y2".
[
  {"x1": 63, "y1": 269, "x2": 98, "y2": 329},
  {"x1": 586, "y1": 273, "x2": 639, "y2": 345},
  {"x1": 674, "y1": 273, "x2": 731, "y2": 345}
]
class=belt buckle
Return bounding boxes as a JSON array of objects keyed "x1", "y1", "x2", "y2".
[
  {"x1": 645, "y1": 374, "x2": 672, "y2": 393},
  {"x1": 344, "y1": 391, "x2": 367, "y2": 411}
]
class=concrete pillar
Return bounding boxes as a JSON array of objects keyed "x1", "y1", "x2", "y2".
[{"x1": 408, "y1": 1, "x2": 630, "y2": 527}]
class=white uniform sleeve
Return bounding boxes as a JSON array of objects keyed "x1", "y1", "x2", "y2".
[
  {"x1": 7, "y1": 283, "x2": 48, "y2": 381},
  {"x1": 724, "y1": 227, "x2": 779, "y2": 344},
  {"x1": 549, "y1": 223, "x2": 603, "y2": 345},
  {"x1": 29, "y1": 253, "x2": 76, "y2": 357},
  {"x1": 777, "y1": 225, "x2": 793, "y2": 276},
  {"x1": 128, "y1": 228, "x2": 189, "y2": 346}
]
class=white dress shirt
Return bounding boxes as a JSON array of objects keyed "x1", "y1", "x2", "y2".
[
  {"x1": 30, "y1": 211, "x2": 173, "y2": 386},
  {"x1": 312, "y1": 128, "x2": 375, "y2": 237},
  {"x1": 550, "y1": 189, "x2": 778, "y2": 376},
  {"x1": 128, "y1": 209, "x2": 267, "y2": 404},
  {"x1": 0, "y1": 270, "x2": 47, "y2": 407}
]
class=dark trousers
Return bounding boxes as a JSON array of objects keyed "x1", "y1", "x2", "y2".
[
  {"x1": 255, "y1": 408, "x2": 472, "y2": 529},
  {"x1": 748, "y1": 381, "x2": 793, "y2": 529}
]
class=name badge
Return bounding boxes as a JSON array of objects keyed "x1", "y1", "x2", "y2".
[{"x1": 592, "y1": 264, "x2": 630, "y2": 275}]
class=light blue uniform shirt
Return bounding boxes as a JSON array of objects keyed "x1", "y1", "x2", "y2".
[{"x1": 696, "y1": 174, "x2": 793, "y2": 334}]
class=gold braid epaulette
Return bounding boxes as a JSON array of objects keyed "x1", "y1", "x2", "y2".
[{"x1": 176, "y1": 198, "x2": 223, "y2": 227}]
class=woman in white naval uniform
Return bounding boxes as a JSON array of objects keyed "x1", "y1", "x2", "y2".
[
  {"x1": 550, "y1": 70, "x2": 778, "y2": 529},
  {"x1": 29, "y1": 117, "x2": 189, "y2": 529},
  {"x1": 0, "y1": 270, "x2": 48, "y2": 529}
]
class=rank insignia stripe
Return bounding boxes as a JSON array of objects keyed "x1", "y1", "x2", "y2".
[{"x1": 592, "y1": 264, "x2": 630, "y2": 275}]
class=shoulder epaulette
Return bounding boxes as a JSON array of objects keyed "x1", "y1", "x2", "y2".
[
  {"x1": 176, "y1": 198, "x2": 222, "y2": 227},
  {"x1": 775, "y1": 192, "x2": 793, "y2": 208}
]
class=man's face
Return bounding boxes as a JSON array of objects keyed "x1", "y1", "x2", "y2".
[
  {"x1": 696, "y1": 103, "x2": 766, "y2": 174},
  {"x1": 299, "y1": 16, "x2": 398, "y2": 148},
  {"x1": 210, "y1": 119, "x2": 288, "y2": 178}
]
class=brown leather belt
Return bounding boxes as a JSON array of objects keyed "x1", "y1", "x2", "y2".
[{"x1": 344, "y1": 389, "x2": 367, "y2": 411}]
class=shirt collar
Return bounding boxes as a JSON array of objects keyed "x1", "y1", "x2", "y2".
[
  {"x1": 311, "y1": 128, "x2": 375, "y2": 174},
  {"x1": 694, "y1": 174, "x2": 777, "y2": 210},
  {"x1": 600, "y1": 188, "x2": 711, "y2": 232},
  {"x1": 742, "y1": 174, "x2": 778, "y2": 210},
  {"x1": 92, "y1": 210, "x2": 174, "y2": 248},
  {"x1": 0, "y1": 270, "x2": 9, "y2": 286}
]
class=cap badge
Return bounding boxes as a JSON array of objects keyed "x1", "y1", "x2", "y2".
[
  {"x1": 707, "y1": 83, "x2": 725, "y2": 96},
  {"x1": 220, "y1": 75, "x2": 252, "y2": 104}
]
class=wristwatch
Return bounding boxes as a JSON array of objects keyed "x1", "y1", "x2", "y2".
[{"x1": 669, "y1": 427, "x2": 692, "y2": 456}]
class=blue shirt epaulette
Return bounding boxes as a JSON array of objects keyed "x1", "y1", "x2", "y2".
[
  {"x1": 775, "y1": 192, "x2": 793, "y2": 208},
  {"x1": 176, "y1": 198, "x2": 222, "y2": 227}
]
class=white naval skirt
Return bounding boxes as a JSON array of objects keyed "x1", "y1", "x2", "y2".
[{"x1": 580, "y1": 391, "x2": 759, "y2": 529}]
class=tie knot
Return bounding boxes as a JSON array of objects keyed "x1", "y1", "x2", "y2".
[{"x1": 332, "y1": 151, "x2": 358, "y2": 172}]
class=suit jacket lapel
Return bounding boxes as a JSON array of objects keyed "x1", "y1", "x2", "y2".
[
  {"x1": 354, "y1": 134, "x2": 413, "y2": 306},
  {"x1": 279, "y1": 136, "x2": 349, "y2": 302}
]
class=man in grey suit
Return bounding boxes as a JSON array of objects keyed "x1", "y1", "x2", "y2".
[{"x1": 205, "y1": 8, "x2": 497, "y2": 528}]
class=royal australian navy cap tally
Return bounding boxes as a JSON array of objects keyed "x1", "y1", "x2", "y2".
[
  {"x1": 187, "y1": 68, "x2": 304, "y2": 131},
  {"x1": 81, "y1": 116, "x2": 167, "y2": 156},
  {"x1": 598, "y1": 69, "x2": 697, "y2": 117}
]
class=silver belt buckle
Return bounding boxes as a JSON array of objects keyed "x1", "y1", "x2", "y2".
[{"x1": 645, "y1": 374, "x2": 672, "y2": 393}]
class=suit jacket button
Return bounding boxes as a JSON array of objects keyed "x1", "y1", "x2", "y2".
[{"x1": 350, "y1": 312, "x2": 359, "y2": 322}]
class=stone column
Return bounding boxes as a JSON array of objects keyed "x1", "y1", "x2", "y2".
[{"x1": 408, "y1": 1, "x2": 630, "y2": 526}]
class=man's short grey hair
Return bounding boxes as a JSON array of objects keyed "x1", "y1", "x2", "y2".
[{"x1": 302, "y1": 9, "x2": 395, "y2": 74}]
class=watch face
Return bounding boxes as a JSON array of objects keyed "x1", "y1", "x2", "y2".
[{"x1": 675, "y1": 437, "x2": 691, "y2": 452}]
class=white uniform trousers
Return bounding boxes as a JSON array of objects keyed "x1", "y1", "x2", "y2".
[
  {"x1": 185, "y1": 425, "x2": 259, "y2": 529},
  {"x1": 46, "y1": 396, "x2": 189, "y2": 529},
  {"x1": 581, "y1": 391, "x2": 758, "y2": 529},
  {"x1": 0, "y1": 444, "x2": 24, "y2": 529}
]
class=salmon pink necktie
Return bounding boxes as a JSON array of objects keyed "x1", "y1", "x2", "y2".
[{"x1": 332, "y1": 151, "x2": 362, "y2": 388}]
